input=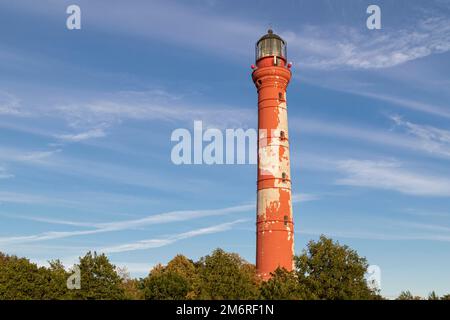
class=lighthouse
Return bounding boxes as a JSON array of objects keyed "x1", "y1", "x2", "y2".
[{"x1": 252, "y1": 29, "x2": 294, "y2": 280}]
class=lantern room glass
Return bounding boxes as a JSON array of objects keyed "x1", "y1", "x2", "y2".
[{"x1": 256, "y1": 38, "x2": 286, "y2": 61}]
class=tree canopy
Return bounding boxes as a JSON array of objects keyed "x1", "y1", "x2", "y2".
[
  {"x1": 295, "y1": 235, "x2": 381, "y2": 300},
  {"x1": 1, "y1": 236, "x2": 446, "y2": 300}
]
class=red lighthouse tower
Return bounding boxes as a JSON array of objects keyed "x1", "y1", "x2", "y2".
[{"x1": 252, "y1": 29, "x2": 294, "y2": 280}]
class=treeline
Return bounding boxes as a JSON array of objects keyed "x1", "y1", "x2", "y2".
[{"x1": 0, "y1": 236, "x2": 448, "y2": 300}]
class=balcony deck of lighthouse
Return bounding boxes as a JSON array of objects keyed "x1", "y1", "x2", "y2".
[{"x1": 252, "y1": 29, "x2": 294, "y2": 280}]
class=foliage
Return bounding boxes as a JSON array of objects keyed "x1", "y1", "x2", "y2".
[
  {"x1": 141, "y1": 255, "x2": 199, "y2": 300},
  {"x1": 260, "y1": 268, "x2": 311, "y2": 300},
  {"x1": 295, "y1": 235, "x2": 380, "y2": 300},
  {"x1": 196, "y1": 249, "x2": 259, "y2": 300},
  {"x1": 70, "y1": 251, "x2": 125, "y2": 300},
  {"x1": 142, "y1": 267, "x2": 188, "y2": 299},
  {"x1": 117, "y1": 267, "x2": 144, "y2": 300},
  {"x1": 1, "y1": 239, "x2": 446, "y2": 300},
  {"x1": 428, "y1": 291, "x2": 439, "y2": 300},
  {"x1": 396, "y1": 290, "x2": 423, "y2": 300},
  {"x1": 0, "y1": 253, "x2": 47, "y2": 299},
  {"x1": 0, "y1": 251, "x2": 127, "y2": 300}
]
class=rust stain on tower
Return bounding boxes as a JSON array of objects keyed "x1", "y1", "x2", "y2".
[{"x1": 252, "y1": 29, "x2": 294, "y2": 280}]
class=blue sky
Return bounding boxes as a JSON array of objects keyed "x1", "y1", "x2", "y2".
[{"x1": 0, "y1": 0, "x2": 450, "y2": 298}]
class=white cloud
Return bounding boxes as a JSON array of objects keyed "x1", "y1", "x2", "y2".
[
  {"x1": 402, "y1": 208, "x2": 450, "y2": 218},
  {"x1": 0, "y1": 91, "x2": 26, "y2": 116},
  {"x1": 56, "y1": 96, "x2": 253, "y2": 131},
  {"x1": 394, "y1": 221, "x2": 450, "y2": 233},
  {"x1": 0, "y1": 192, "x2": 56, "y2": 204},
  {"x1": 292, "y1": 117, "x2": 416, "y2": 149},
  {"x1": 101, "y1": 219, "x2": 247, "y2": 253},
  {"x1": 0, "y1": 146, "x2": 62, "y2": 164},
  {"x1": 0, "y1": 192, "x2": 316, "y2": 244},
  {"x1": 11, "y1": 0, "x2": 259, "y2": 58},
  {"x1": 335, "y1": 159, "x2": 450, "y2": 197},
  {"x1": 17, "y1": 149, "x2": 61, "y2": 162},
  {"x1": 291, "y1": 116, "x2": 450, "y2": 161},
  {"x1": 56, "y1": 128, "x2": 107, "y2": 142},
  {"x1": 287, "y1": 15, "x2": 450, "y2": 70},
  {"x1": 0, "y1": 203, "x2": 252, "y2": 244},
  {"x1": 299, "y1": 228, "x2": 450, "y2": 242},
  {"x1": 0, "y1": 167, "x2": 14, "y2": 179},
  {"x1": 391, "y1": 115, "x2": 450, "y2": 157},
  {"x1": 8, "y1": 0, "x2": 448, "y2": 71},
  {"x1": 365, "y1": 92, "x2": 450, "y2": 119},
  {"x1": 296, "y1": 71, "x2": 450, "y2": 121},
  {"x1": 291, "y1": 193, "x2": 319, "y2": 203}
]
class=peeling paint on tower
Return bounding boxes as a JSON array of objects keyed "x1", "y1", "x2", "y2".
[{"x1": 252, "y1": 29, "x2": 294, "y2": 280}]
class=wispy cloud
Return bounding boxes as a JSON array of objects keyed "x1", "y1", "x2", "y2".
[
  {"x1": 0, "y1": 91, "x2": 26, "y2": 116},
  {"x1": 5, "y1": 0, "x2": 259, "y2": 58},
  {"x1": 8, "y1": 0, "x2": 449, "y2": 71},
  {"x1": 0, "y1": 191, "x2": 158, "y2": 213},
  {"x1": 0, "y1": 204, "x2": 252, "y2": 244},
  {"x1": 0, "y1": 192, "x2": 62, "y2": 205},
  {"x1": 364, "y1": 92, "x2": 450, "y2": 119},
  {"x1": 0, "y1": 146, "x2": 62, "y2": 165},
  {"x1": 101, "y1": 219, "x2": 247, "y2": 253},
  {"x1": 299, "y1": 228, "x2": 450, "y2": 242},
  {"x1": 96, "y1": 204, "x2": 254, "y2": 231},
  {"x1": 17, "y1": 149, "x2": 61, "y2": 162},
  {"x1": 292, "y1": 117, "x2": 415, "y2": 149},
  {"x1": 291, "y1": 116, "x2": 450, "y2": 160},
  {"x1": 55, "y1": 90, "x2": 253, "y2": 131},
  {"x1": 394, "y1": 220, "x2": 450, "y2": 233},
  {"x1": 56, "y1": 128, "x2": 107, "y2": 142},
  {"x1": 0, "y1": 167, "x2": 14, "y2": 179},
  {"x1": 391, "y1": 115, "x2": 450, "y2": 157},
  {"x1": 287, "y1": 15, "x2": 450, "y2": 70},
  {"x1": 297, "y1": 216, "x2": 450, "y2": 242},
  {"x1": 335, "y1": 159, "x2": 450, "y2": 197},
  {"x1": 297, "y1": 69, "x2": 450, "y2": 122},
  {"x1": 291, "y1": 193, "x2": 319, "y2": 202},
  {"x1": 0, "y1": 192, "x2": 315, "y2": 244},
  {"x1": 402, "y1": 208, "x2": 450, "y2": 218}
]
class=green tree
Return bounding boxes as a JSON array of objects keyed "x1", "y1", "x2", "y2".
[
  {"x1": 40, "y1": 259, "x2": 71, "y2": 299},
  {"x1": 0, "y1": 253, "x2": 58, "y2": 299},
  {"x1": 141, "y1": 255, "x2": 198, "y2": 300},
  {"x1": 197, "y1": 249, "x2": 259, "y2": 299},
  {"x1": 396, "y1": 290, "x2": 422, "y2": 300},
  {"x1": 428, "y1": 291, "x2": 440, "y2": 300},
  {"x1": 259, "y1": 268, "x2": 312, "y2": 300},
  {"x1": 295, "y1": 236, "x2": 379, "y2": 300},
  {"x1": 142, "y1": 267, "x2": 192, "y2": 300},
  {"x1": 70, "y1": 251, "x2": 125, "y2": 300}
]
